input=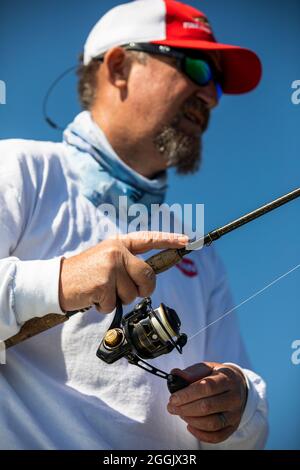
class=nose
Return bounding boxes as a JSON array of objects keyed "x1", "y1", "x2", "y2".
[{"x1": 195, "y1": 81, "x2": 220, "y2": 109}]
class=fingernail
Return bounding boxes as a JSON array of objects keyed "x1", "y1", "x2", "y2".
[
  {"x1": 176, "y1": 235, "x2": 189, "y2": 244},
  {"x1": 145, "y1": 269, "x2": 155, "y2": 280},
  {"x1": 170, "y1": 395, "x2": 180, "y2": 406}
]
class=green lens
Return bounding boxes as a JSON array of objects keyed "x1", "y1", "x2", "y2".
[{"x1": 185, "y1": 57, "x2": 212, "y2": 86}]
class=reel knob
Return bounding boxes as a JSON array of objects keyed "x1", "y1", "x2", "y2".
[
  {"x1": 167, "y1": 374, "x2": 190, "y2": 393},
  {"x1": 104, "y1": 328, "x2": 124, "y2": 348}
]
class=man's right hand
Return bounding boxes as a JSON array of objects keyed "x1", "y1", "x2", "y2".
[{"x1": 59, "y1": 231, "x2": 188, "y2": 313}]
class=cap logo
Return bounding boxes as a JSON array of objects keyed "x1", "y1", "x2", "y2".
[{"x1": 183, "y1": 16, "x2": 212, "y2": 34}]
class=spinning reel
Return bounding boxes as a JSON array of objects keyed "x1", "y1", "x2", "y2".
[{"x1": 96, "y1": 297, "x2": 190, "y2": 393}]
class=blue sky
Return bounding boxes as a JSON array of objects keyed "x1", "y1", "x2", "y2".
[{"x1": 1, "y1": 0, "x2": 300, "y2": 449}]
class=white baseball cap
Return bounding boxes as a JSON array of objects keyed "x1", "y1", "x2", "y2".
[{"x1": 83, "y1": 0, "x2": 262, "y2": 94}]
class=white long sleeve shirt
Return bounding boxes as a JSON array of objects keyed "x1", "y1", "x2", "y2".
[{"x1": 0, "y1": 124, "x2": 268, "y2": 449}]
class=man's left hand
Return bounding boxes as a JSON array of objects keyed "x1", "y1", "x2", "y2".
[{"x1": 167, "y1": 362, "x2": 248, "y2": 444}]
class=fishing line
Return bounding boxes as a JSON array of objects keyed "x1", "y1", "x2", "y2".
[{"x1": 186, "y1": 262, "x2": 300, "y2": 344}]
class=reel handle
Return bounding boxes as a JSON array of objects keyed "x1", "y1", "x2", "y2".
[{"x1": 167, "y1": 374, "x2": 190, "y2": 393}]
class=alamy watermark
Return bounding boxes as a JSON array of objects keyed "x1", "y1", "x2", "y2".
[
  {"x1": 97, "y1": 196, "x2": 205, "y2": 246},
  {"x1": 291, "y1": 80, "x2": 300, "y2": 105},
  {"x1": 0, "y1": 80, "x2": 6, "y2": 104},
  {"x1": 291, "y1": 339, "x2": 300, "y2": 365}
]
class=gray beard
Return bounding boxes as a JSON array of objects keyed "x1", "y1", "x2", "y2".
[
  {"x1": 153, "y1": 99, "x2": 210, "y2": 174},
  {"x1": 154, "y1": 125, "x2": 202, "y2": 174}
]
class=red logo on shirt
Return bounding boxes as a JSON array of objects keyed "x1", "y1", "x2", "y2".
[{"x1": 176, "y1": 258, "x2": 198, "y2": 278}]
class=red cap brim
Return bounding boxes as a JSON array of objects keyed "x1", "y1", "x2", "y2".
[{"x1": 151, "y1": 38, "x2": 262, "y2": 94}]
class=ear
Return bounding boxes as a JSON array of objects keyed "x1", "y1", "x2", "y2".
[{"x1": 103, "y1": 47, "x2": 132, "y2": 88}]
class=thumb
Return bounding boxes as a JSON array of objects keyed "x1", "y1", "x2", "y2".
[
  {"x1": 170, "y1": 363, "x2": 214, "y2": 384},
  {"x1": 118, "y1": 231, "x2": 189, "y2": 254}
]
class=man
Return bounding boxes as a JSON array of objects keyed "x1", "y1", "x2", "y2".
[{"x1": 0, "y1": 0, "x2": 267, "y2": 450}]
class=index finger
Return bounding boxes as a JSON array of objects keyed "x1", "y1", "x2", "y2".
[
  {"x1": 169, "y1": 373, "x2": 231, "y2": 407},
  {"x1": 118, "y1": 231, "x2": 189, "y2": 254}
]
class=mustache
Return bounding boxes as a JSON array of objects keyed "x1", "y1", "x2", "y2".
[
  {"x1": 186, "y1": 98, "x2": 210, "y2": 132},
  {"x1": 173, "y1": 97, "x2": 210, "y2": 132}
]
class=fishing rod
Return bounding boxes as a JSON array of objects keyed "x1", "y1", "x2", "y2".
[
  {"x1": 4, "y1": 187, "x2": 300, "y2": 370},
  {"x1": 146, "y1": 186, "x2": 300, "y2": 273}
]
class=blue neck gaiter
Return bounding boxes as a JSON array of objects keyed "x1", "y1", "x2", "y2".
[{"x1": 63, "y1": 111, "x2": 167, "y2": 211}]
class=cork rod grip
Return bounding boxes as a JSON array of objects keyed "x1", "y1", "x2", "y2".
[
  {"x1": 146, "y1": 248, "x2": 184, "y2": 274},
  {"x1": 4, "y1": 313, "x2": 69, "y2": 349}
]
